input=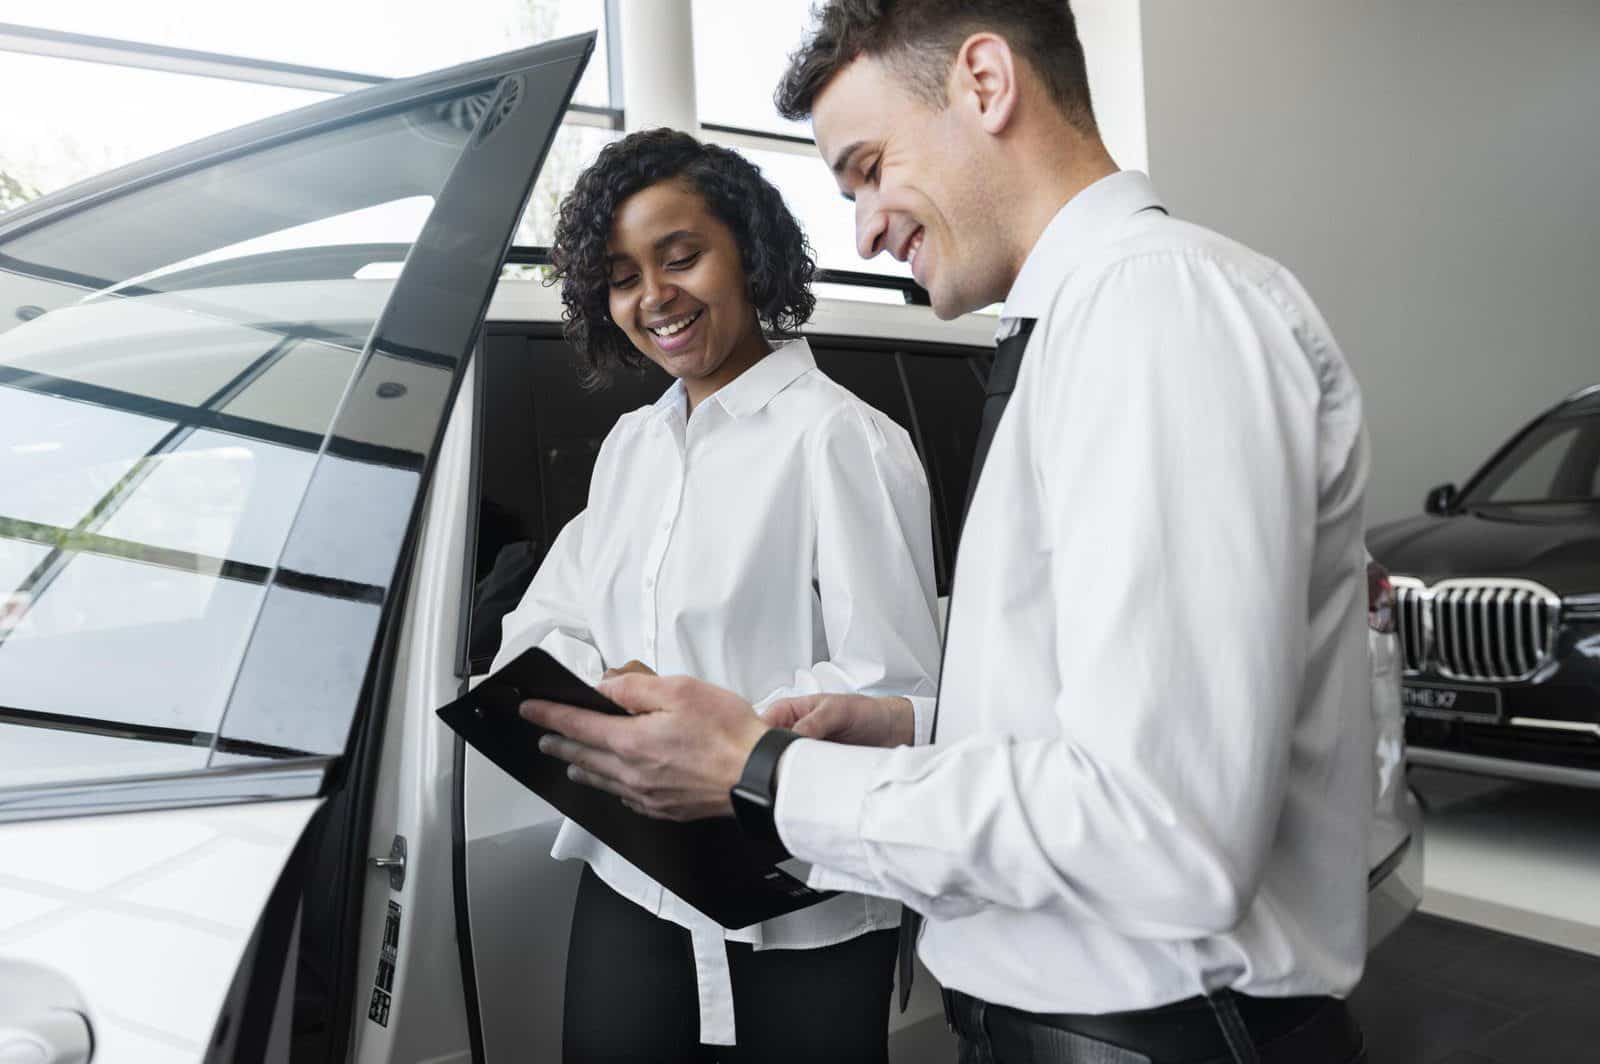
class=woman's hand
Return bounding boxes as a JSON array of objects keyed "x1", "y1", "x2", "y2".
[
  {"x1": 603, "y1": 659, "x2": 657, "y2": 681},
  {"x1": 761, "y1": 694, "x2": 915, "y2": 748}
]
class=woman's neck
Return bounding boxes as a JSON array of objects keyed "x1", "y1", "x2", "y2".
[{"x1": 683, "y1": 326, "x2": 774, "y2": 414}]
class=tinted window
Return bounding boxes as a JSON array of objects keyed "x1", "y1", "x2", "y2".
[
  {"x1": 0, "y1": 85, "x2": 498, "y2": 788},
  {"x1": 468, "y1": 330, "x2": 668, "y2": 670},
  {"x1": 812, "y1": 344, "x2": 964, "y2": 592},
  {"x1": 1471, "y1": 413, "x2": 1600, "y2": 504},
  {"x1": 811, "y1": 345, "x2": 914, "y2": 435}
]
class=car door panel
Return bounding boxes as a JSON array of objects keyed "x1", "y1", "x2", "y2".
[
  {"x1": 0, "y1": 798, "x2": 320, "y2": 1061},
  {"x1": 0, "y1": 32, "x2": 595, "y2": 1061}
]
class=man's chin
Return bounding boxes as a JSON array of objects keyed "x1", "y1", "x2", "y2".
[{"x1": 928, "y1": 283, "x2": 980, "y2": 321}]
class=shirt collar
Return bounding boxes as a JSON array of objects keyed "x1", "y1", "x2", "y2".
[
  {"x1": 711, "y1": 337, "x2": 817, "y2": 419},
  {"x1": 1000, "y1": 170, "x2": 1166, "y2": 328},
  {"x1": 647, "y1": 337, "x2": 816, "y2": 424},
  {"x1": 651, "y1": 378, "x2": 689, "y2": 421}
]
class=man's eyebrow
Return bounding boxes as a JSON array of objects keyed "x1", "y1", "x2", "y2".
[
  {"x1": 830, "y1": 139, "x2": 868, "y2": 178},
  {"x1": 830, "y1": 141, "x2": 870, "y2": 203}
]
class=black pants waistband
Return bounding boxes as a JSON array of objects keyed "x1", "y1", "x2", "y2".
[{"x1": 944, "y1": 987, "x2": 1360, "y2": 1063}]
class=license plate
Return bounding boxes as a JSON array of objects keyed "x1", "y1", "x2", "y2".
[{"x1": 1402, "y1": 682, "x2": 1502, "y2": 722}]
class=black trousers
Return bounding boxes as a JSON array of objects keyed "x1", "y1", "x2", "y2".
[
  {"x1": 563, "y1": 866, "x2": 899, "y2": 1063},
  {"x1": 947, "y1": 988, "x2": 1366, "y2": 1064}
]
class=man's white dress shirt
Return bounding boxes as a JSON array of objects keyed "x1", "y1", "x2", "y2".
[
  {"x1": 777, "y1": 171, "x2": 1374, "y2": 1015},
  {"x1": 494, "y1": 338, "x2": 941, "y2": 1044}
]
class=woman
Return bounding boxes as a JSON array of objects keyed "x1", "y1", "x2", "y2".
[{"x1": 492, "y1": 128, "x2": 941, "y2": 1061}]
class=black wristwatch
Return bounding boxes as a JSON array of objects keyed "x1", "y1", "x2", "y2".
[{"x1": 730, "y1": 728, "x2": 803, "y2": 848}]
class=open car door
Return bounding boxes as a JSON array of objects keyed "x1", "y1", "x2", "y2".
[{"x1": 0, "y1": 34, "x2": 591, "y2": 1063}]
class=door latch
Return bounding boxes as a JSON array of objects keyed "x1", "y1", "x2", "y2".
[{"x1": 370, "y1": 834, "x2": 406, "y2": 891}]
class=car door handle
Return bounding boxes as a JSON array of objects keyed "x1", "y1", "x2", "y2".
[{"x1": 0, "y1": 1009, "x2": 93, "y2": 1064}]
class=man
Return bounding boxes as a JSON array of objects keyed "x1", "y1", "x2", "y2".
[{"x1": 524, "y1": 2, "x2": 1373, "y2": 1061}]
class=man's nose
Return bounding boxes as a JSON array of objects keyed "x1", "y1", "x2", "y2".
[{"x1": 855, "y1": 192, "x2": 888, "y2": 261}]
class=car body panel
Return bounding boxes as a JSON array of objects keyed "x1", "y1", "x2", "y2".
[
  {"x1": 1368, "y1": 504, "x2": 1600, "y2": 596},
  {"x1": 0, "y1": 797, "x2": 320, "y2": 1061},
  {"x1": 1367, "y1": 621, "x2": 1424, "y2": 949},
  {"x1": 348, "y1": 366, "x2": 479, "y2": 1064}
]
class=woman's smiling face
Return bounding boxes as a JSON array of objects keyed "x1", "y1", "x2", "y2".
[{"x1": 605, "y1": 180, "x2": 767, "y2": 395}]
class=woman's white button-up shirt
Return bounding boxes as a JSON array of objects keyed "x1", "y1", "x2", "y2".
[{"x1": 494, "y1": 337, "x2": 942, "y2": 1045}]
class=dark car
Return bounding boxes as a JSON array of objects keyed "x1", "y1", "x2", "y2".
[{"x1": 1368, "y1": 385, "x2": 1600, "y2": 786}]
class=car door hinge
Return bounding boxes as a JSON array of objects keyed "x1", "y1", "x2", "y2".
[{"x1": 370, "y1": 834, "x2": 406, "y2": 891}]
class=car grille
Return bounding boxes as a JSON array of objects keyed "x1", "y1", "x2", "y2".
[{"x1": 1390, "y1": 577, "x2": 1562, "y2": 682}]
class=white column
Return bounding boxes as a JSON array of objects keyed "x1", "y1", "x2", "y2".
[
  {"x1": 617, "y1": 0, "x2": 699, "y2": 133},
  {"x1": 1072, "y1": 0, "x2": 1148, "y2": 174}
]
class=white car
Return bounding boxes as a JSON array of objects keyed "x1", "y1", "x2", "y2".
[{"x1": 0, "y1": 35, "x2": 1422, "y2": 1063}]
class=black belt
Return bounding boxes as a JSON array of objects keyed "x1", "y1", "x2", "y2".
[{"x1": 943, "y1": 987, "x2": 1362, "y2": 1064}]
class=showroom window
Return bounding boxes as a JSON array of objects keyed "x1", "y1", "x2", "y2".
[
  {"x1": 0, "y1": 51, "x2": 334, "y2": 205},
  {"x1": 734, "y1": 142, "x2": 915, "y2": 284},
  {"x1": 0, "y1": 1, "x2": 943, "y2": 293},
  {"x1": 0, "y1": 0, "x2": 614, "y2": 212},
  {"x1": 7, "y1": 0, "x2": 612, "y2": 105},
  {"x1": 688, "y1": 0, "x2": 914, "y2": 280},
  {"x1": 691, "y1": 0, "x2": 813, "y2": 140}
]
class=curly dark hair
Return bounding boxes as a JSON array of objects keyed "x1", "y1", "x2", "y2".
[{"x1": 550, "y1": 128, "x2": 817, "y2": 385}]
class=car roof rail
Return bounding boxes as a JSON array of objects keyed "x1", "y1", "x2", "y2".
[
  {"x1": 505, "y1": 245, "x2": 932, "y2": 306},
  {"x1": 1561, "y1": 382, "x2": 1600, "y2": 404}
]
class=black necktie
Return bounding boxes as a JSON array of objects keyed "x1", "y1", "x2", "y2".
[
  {"x1": 895, "y1": 316, "x2": 1037, "y2": 1011},
  {"x1": 964, "y1": 318, "x2": 1038, "y2": 518}
]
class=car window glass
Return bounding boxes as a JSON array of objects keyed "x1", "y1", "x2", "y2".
[
  {"x1": 0, "y1": 84, "x2": 503, "y2": 789},
  {"x1": 467, "y1": 330, "x2": 668, "y2": 672},
  {"x1": 528, "y1": 340, "x2": 670, "y2": 540},
  {"x1": 811, "y1": 345, "x2": 914, "y2": 435},
  {"x1": 1478, "y1": 422, "x2": 1585, "y2": 503}
]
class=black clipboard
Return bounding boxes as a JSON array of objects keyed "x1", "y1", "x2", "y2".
[{"x1": 437, "y1": 647, "x2": 836, "y2": 929}]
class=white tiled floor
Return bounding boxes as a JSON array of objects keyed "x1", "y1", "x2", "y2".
[{"x1": 1412, "y1": 766, "x2": 1600, "y2": 956}]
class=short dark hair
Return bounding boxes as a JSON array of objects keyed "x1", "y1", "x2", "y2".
[
  {"x1": 775, "y1": 0, "x2": 1096, "y2": 134},
  {"x1": 550, "y1": 128, "x2": 816, "y2": 385}
]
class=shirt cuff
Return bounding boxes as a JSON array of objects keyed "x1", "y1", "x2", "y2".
[
  {"x1": 773, "y1": 738, "x2": 890, "y2": 887},
  {"x1": 907, "y1": 694, "x2": 935, "y2": 746}
]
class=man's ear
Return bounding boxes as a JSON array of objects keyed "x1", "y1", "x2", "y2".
[{"x1": 951, "y1": 32, "x2": 1020, "y2": 136}]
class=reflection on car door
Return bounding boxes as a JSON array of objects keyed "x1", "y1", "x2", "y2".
[{"x1": 0, "y1": 35, "x2": 592, "y2": 1062}]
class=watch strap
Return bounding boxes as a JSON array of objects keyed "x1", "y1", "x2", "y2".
[{"x1": 730, "y1": 727, "x2": 802, "y2": 847}]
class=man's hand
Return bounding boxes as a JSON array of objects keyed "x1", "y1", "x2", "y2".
[
  {"x1": 521, "y1": 674, "x2": 767, "y2": 821},
  {"x1": 602, "y1": 659, "x2": 656, "y2": 680},
  {"x1": 761, "y1": 693, "x2": 915, "y2": 748}
]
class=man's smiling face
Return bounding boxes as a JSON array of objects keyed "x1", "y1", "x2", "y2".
[{"x1": 811, "y1": 53, "x2": 1012, "y2": 319}]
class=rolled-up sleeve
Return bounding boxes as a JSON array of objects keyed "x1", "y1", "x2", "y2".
[{"x1": 775, "y1": 253, "x2": 1325, "y2": 938}]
